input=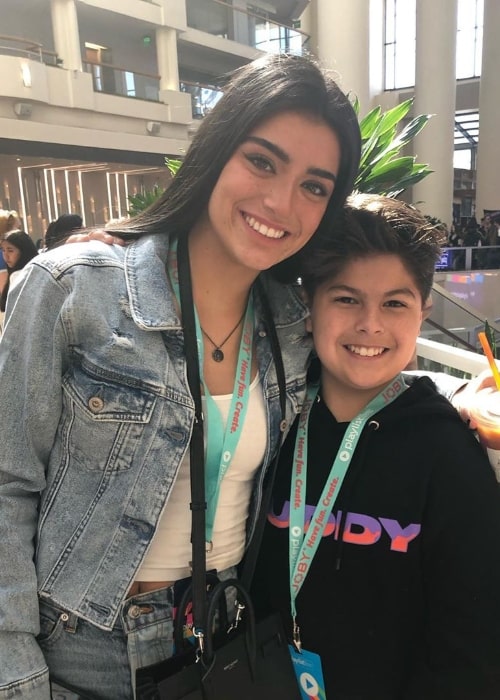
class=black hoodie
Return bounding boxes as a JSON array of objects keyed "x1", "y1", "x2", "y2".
[{"x1": 252, "y1": 377, "x2": 500, "y2": 699}]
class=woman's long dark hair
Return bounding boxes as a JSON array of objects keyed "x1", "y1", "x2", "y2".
[
  {"x1": 108, "y1": 53, "x2": 361, "y2": 282},
  {"x1": 0, "y1": 230, "x2": 38, "y2": 311}
]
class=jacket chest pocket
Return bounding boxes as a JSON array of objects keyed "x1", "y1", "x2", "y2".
[{"x1": 62, "y1": 367, "x2": 156, "y2": 472}]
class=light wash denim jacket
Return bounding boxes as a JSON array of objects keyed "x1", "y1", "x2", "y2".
[{"x1": 0, "y1": 235, "x2": 313, "y2": 699}]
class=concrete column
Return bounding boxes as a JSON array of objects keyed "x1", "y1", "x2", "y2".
[
  {"x1": 475, "y1": 0, "x2": 500, "y2": 218},
  {"x1": 156, "y1": 26, "x2": 179, "y2": 91},
  {"x1": 313, "y1": 0, "x2": 378, "y2": 115},
  {"x1": 412, "y1": 0, "x2": 457, "y2": 227},
  {"x1": 50, "y1": 0, "x2": 82, "y2": 72},
  {"x1": 230, "y1": 0, "x2": 250, "y2": 46}
]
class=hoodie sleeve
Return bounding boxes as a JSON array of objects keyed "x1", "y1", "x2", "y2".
[{"x1": 404, "y1": 420, "x2": 500, "y2": 700}]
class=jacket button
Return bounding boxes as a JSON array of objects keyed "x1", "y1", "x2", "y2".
[
  {"x1": 88, "y1": 397, "x2": 104, "y2": 413},
  {"x1": 128, "y1": 605, "x2": 142, "y2": 619},
  {"x1": 279, "y1": 419, "x2": 287, "y2": 432}
]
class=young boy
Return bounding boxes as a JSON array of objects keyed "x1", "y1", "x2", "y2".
[{"x1": 252, "y1": 194, "x2": 500, "y2": 699}]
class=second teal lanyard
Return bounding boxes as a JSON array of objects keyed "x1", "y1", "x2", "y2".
[{"x1": 288, "y1": 375, "x2": 407, "y2": 646}]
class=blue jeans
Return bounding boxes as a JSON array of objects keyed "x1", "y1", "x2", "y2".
[{"x1": 38, "y1": 567, "x2": 237, "y2": 700}]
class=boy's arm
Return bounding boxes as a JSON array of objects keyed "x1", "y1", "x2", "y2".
[{"x1": 404, "y1": 428, "x2": 500, "y2": 699}]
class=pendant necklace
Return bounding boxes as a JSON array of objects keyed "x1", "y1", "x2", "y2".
[{"x1": 200, "y1": 309, "x2": 246, "y2": 362}]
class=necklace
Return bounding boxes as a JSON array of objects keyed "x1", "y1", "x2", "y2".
[{"x1": 200, "y1": 309, "x2": 247, "y2": 362}]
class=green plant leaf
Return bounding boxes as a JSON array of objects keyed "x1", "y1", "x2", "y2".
[
  {"x1": 376, "y1": 98, "x2": 413, "y2": 135},
  {"x1": 359, "y1": 106, "x2": 382, "y2": 140},
  {"x1": 355, "y1": 97, "x2": 433, "y2": 198},
  {"x1": 127, "y1": 185, "x2": 165, "y2": 216},
  {"x1": 165, "y1": 157, "x2": 182, "y2": 176},
  {"x1": 352, "y1": 95, "x2": 360, "y2": 117},
  {"x1": 485, "y1": 320, "x2": 498, "y2": 360}
]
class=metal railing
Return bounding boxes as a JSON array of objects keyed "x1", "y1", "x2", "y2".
[
  {"x1": 185, "y1": 0, "x2": 309, "y2": 54},
  {"x1": 417, "y1": 337, "x2": 499, "y2": 378},
  {"x1": 0, "y1": 34, "x2": 60, "y2": 65},
  {"x1": 83, "y1": 61, "x2": 160, "y2": 101},
  {"x1": 436, "y1": 245, "x2": 500, "y2": 271}
]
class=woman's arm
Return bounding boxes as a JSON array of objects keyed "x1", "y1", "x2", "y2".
[{"x1": 0, "y1": 264, "x2": 68, "y2": 699}]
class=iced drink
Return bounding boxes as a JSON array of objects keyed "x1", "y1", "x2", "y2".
[{"x1": 470, "y1": 388, "x2": 500, "y2": 482}]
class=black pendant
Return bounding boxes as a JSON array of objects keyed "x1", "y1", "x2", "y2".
[{"x1": 212, "y1": 348, "x2": 224, "y2": 362}]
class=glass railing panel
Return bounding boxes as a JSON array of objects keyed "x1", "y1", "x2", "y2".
[
  {"x1": 180, "y1": 81, "x2": 223, "y2": 118},
  {"x1": 185, "y1": 0, "x2": 309, "y2": 53},
  {"x1": 254, "y1": 21, "x2": 304, "y2": 54},
  {"x1": 436, "y1": 245, "x2": 500, "y2": 271},
  {"x1": 83, "y1": 62, "x2": 160, "y2": 101},
  {"x1": 416, "y1": 336, "x2": 500, "y2": 379},
  {"x1": 425, "y1": 282, "x2": 500, "y2": 353}
]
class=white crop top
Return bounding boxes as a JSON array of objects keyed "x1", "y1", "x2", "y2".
[{"x1": 136, "y1": 373, "x2": 267, "y2": 581}]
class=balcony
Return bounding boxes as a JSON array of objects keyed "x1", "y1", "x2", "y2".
[
  {"x1": 185, "y1": 0, "x2": 309, "y2": 54},
  {"x1": 83, "y1": 61, "x2": 161, "y2": 102},
  {"x1": 0, "y1": 34, "x2": 60, "y2": 66}
]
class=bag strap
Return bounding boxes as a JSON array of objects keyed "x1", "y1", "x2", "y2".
[
  {"x1": 177, "y1": 233, "x2": 208, "y2": 640},
  {"x1": 240, "y1": 277, "x2": 287, "y2": 590}
]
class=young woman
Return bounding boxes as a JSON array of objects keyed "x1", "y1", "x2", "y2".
[
  {"x1": 0, "y1": 54, "x2": 362, "y2": 700},
  {"x1": 0, "y1": 229, "x2": 38, "y2": 331},
  {"x1": 0, "y1": 209, "x2": 22, "y2": 294},
  {"x1": 252, "y1": 195, "x2": 500, "y2": 699}
]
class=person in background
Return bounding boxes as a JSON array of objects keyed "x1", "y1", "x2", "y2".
[
  {"x1": 0, "y1": 209, "x2": 22, "y2": 294},
  {"x1": 44, "y1": 213, "x2": 83, "y2": 250},
  {"x1": 0, "y1": 53, "x2": 362, "y2": 700},
  {"x1": 252, "y1": 194, "x2": 500, "y2": 700},
  {"x1": 0, "y1": 229, "x2": 38, "y2": 333}
]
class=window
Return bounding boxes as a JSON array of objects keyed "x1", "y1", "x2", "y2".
[
  {"x1": 453, "y1": 149, "x2": 472, "y2": 170},
  {"x1": 454, "y1": 111, "x2": 479, "y2": 170},
  {"x1": 456, "y1": 0, "x2": 483, "y2": 79},
  {"x1": 384, "y1": 0, "x2": 416, "y2": 90},
  {"x1": 384, "y1": 0, "x2": 484, "y2": 90}
]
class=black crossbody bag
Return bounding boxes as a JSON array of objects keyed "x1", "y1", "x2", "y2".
[{"x1": 136, "y1": 235, "x2": 300, "y2": 699}]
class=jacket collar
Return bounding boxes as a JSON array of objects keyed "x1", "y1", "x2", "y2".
[
  {"x1": 124, "y1": 234, "x2": 309, "y2": 330},
  {"x1": 124, "y1": 234, "x2": 179, "y2": 330}
]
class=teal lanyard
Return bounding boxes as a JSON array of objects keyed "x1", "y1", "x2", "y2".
[
  {"x1": 289, "y1": 374, "x2": 407, "y2": 648},
  {"x1": 168, "y1": 239, "x2": 254, "y2": 542}
]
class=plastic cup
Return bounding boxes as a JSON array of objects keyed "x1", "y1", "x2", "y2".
[{"x1": 470, "y1": 388, "x2": 500, "y2": 482}]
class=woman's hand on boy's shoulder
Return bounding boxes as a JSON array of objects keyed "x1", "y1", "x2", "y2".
[{"x1": 65, "y1": 230, "x2": 128, "y2": 246}]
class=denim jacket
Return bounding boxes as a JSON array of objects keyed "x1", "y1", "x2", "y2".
[{"x1": 0, "y1": 235, "x2": 313, "y2": 699}]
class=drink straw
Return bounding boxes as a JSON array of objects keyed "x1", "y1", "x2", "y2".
[{"x1": 478, "y1": 331, "x2": 500, "y2": 391}]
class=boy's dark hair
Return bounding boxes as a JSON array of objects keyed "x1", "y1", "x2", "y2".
[
  {"x1": 106, "y1": 53, "x2": 361, "y2": 283},
  {"x1": 302, "y1": 193, "x2": 446, "y2": 303}
]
